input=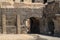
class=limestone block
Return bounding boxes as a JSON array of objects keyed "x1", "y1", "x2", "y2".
[{"x1": 2, "y1": 14, "x2": 6, "y2": 34}]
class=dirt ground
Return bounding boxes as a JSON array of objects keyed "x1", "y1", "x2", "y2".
[{"x1": 0, "y1": 34, "x2": 59, "y2": 40}]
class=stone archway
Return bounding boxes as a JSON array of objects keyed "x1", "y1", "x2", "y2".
[
  {"x1": 25, "y1": 17, "x2": 40, "y2": 34},
  {"x1": 43, "y1": 0, "x2": 47, "y2": 4},
  {"x1": 47, "y1": 19, "x2": 55, "y2": 35},
  {"x1": 32, "y1": 0, "x2": 35, "y2": 3}
]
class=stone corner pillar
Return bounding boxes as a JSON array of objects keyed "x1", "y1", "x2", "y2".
[
  {"x1": 2, "y1": 14, "x2": 6, "y2": 34},
  {"x1": 16, "y1": 14, "x2": 21, "y2": 34}
]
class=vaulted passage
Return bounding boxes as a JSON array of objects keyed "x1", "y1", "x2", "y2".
[
  {"x1": 47, "y1": 19, "x2": 55, "y2": 35},
  {"x1": 26, "y1": 17, "x2": 40, "y2": 34},
  {"x1": 32, "y1": 0, "x2": 35, "y2": 3},
  {"x1": 44, "y1": 0, "x2": 47, "y2": 4}
]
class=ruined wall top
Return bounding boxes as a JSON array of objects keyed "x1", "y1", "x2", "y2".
[
  {"x1": 0, "y1": 0, "x2": 43, "y2": 3},
  {"x1": 0, "y1": 0, "x2": 60, "y2": 8},
  {"x1": 0, "y1": 0, "x2": 60, "y2": 3},
  {"x1": 0, "y1": 0, "x2": 46, "y2": 8}
]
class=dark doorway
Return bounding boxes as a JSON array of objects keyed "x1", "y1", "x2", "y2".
[
  {"x1": 32, "y1": 0, "x2": 35, "y2": 3},
  {"x1": 21, "y1": 0, "x2": 24, "y2": 2},
  {"x1": 43, "y1": 0, "x2": 47, "y2": 4},
  {"x1": 27, "y1": 17, "x2": 40, "y2": 34},
  {"x1": 47, "y1": 19, "x2": 55, "y2": 36},
  {"x1": 13, "y1": 0, "x2": 15, "y2": 2}
]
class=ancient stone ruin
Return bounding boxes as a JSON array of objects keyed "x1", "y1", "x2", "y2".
[{"x1": 0, "y1": 0, "x2": 60, "y2": 37}]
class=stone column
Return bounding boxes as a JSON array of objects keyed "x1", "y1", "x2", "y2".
[
  {"x1": 16, "y1": 14, "x2": 21, "y2": 34},
  {"x1": 2, "y1": 14, "x2": 6, "y2": 34}
]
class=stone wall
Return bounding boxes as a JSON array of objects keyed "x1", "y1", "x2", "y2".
[
  {"x1": 0, "y1": 1, "x2": 60, "y2": 36},
  {"x1": 0, "y1": 8, "x2": 43, "y2": 34},
  {"x1": 54, "y1": 16, "x2": 60, "y2": 35},
  {"x1": 44, "y1": 1, "x2": 60, "y2": 35}
]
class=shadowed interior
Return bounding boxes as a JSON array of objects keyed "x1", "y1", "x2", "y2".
[{"x1": 26, "y1": 17, "x2": 40, "y2": 34}]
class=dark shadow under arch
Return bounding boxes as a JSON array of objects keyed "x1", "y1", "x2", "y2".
[
  {"x1": 47, "y1": 19, "x2": 55, "y2": 36},
  {"x1": 43, "y1": 0, "x2": 47, "y2": 4},
  {"x1": 28, "y1": 17, "x2": 40, "y2": 34},
  {"x1": 32, "y1": 0, "x2": 35, "y2": 3}
]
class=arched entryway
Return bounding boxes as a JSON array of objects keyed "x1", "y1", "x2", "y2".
[
  {"x1": 25, "y1": 17, "x2": 40, "y2": 34},
  {"x1": 43, "y1": 0, "x2": 47, "y2": 4},
  {"x1": 32, "y1": 0, "x2": 35, "y2": 3},
  {"x1": 47, "y1": 19, "x2": 55, "y2": 36}
]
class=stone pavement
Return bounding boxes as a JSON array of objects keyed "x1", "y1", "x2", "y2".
[{"x1": 0, "y1": 34, "x2": 59, "y2": 40}]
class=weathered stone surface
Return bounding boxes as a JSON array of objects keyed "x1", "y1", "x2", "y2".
[
  {"x1": 0, "y1": 34, "x2": 59, "y2": 40},
  {"x1": 0, "y1": 1, "x2": 60, "y2": 36},
  {"x1": 0, "y1": 8, "x2": 43, "y2": 34},
  {"x1": 44, "y1": 1, "x2": 60, "y2": 35}
]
